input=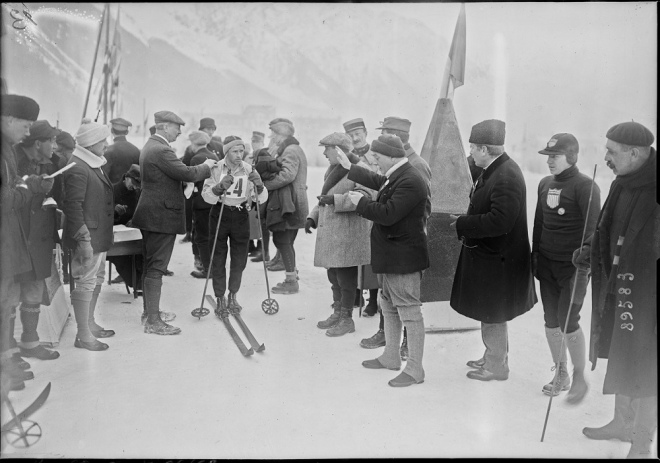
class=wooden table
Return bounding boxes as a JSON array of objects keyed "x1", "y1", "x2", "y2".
[{"x1": 106, "y1": 225, "x2": 142, "y2": 299}]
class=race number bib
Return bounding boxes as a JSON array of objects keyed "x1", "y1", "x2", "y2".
[{"x1": 225, "y1": 174, "x2": 248, "y2": 200}]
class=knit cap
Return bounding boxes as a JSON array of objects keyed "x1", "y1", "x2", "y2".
[
  {"x1": 223, "y1": 136, "x2": 245, "y2": 155},
  {"x1": 75, "y1": 118, "x2": 111, "y2": 148}
]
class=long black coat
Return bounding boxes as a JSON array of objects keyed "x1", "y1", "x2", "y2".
[
  {"x1": 104, "y1": 136, "x2": 141, "y2": 184},
  {"x1": 450, "y1": 153, "x2": 536, "y2": 323},
  {"x1": 348, "y1": 162, "x2": 429, "y2": 275},
  {"x1": 131, "y1": 135, "x2": 210, "y2": 235}
]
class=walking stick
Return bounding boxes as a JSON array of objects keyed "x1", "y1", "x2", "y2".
[
  {"x1": 253, "y1": 186, "x2": 280, "y2": 315},
  {"x1": 541, "y1": 164, "x2": 597, "y2": 442},
  {"x1": 191, "y1": 191, "x2": 227, "y2": 319}
]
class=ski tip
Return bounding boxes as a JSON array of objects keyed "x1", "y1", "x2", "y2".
[
  {"x1": 244, "y1": 348, "x2": 255, "y2": 356},
  {"x1": 256, "y1": 344, "x2": 265, "y2": 352}
]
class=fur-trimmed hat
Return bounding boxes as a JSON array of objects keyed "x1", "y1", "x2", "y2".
[
  {"x1": 606, "y1": 121, "x2": 654, "y2": 147},
  {"x1": 371, "y1": 134, "x2": 406, "y2": 158},
  {"x1": 538, "y1": 133, "x2": 579, "y2": 165},
  {"x1": 75, "y1": 118, "x2": 111, "y2": 148},
  {"x1": 1, "y1": 94, "x2": 40, "y2": 121},
  {"x1": 469, "y1": 119, "x2": 506, "y2": 145},
  {"x1": 269, "y1": 118, "x2": 295, "y2": 137}
]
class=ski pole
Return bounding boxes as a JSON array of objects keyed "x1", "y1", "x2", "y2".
[
  {"x1": 541, "y1": 164, "x2": 597, "y2": 442},
  {"x1": 253, "y1": 181, "x2": 280, "y2": 315}
]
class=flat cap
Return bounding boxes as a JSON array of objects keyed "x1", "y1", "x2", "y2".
[
  {"x1": 56, "y1": 130, "x2": 75, "y2": 150},
  {"x1": 125, "y1": 164, "x2": 141, "y2": 185},
  {"x1": 469, "y1": 119, "x2": 506, "y2": 145},
  {"x1": 199, "y1": 117, "x2": 216, "y2": 130},
  {"x1": 110, "y1": 117, "x2": 132, "y2": 129},
  {"x1": 23, "y1": 120, "x2": 59, "y2": 143},
  {"x1": 251, "y1": 131, "x2": 265, "y2": 140},
  {"x1": 189, "y1": 130, "x2": 211, "y2": 146},
  {"x1": 2, "y1": 94, "x2": 40, "y2": 121},
  {"x1": 606, "y1": 121, "x2": 654, "y2": 147},
  {"x1": 154, "y1": 110, "x2": 185, "y2": 126},
  {"x1": 371, "y1": 134, "x2": 406, "y2": 158},
  {"x1": 538, "y1": 133, "x2": 579, "y2": 156},
  {"x1": 343, "y1": 118, "x2": 366, "y2": 133},
  {"x1": 376, "y1": 116, "x2": 411, "y2": 133},
  {"x1": 319, "y1": 132, "x2": 353, "y2": 152}
]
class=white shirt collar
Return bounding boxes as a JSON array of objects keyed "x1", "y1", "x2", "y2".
[
  {"x1": 154, "y1": 133, "x2": 170, "y2": 145},
  {"x1": 385, "y1": 157, "x2": 409, "y2": 178}
]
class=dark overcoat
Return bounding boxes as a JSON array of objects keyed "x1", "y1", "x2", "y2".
[
  {"x1": 190, "y1": 147, "x2": 219, "y2": 211},
  {"x1": 131, "y1": 135, "x2": 210, "y2": 235},
  {"x1": 62, "y1": 147, "x2": 114, "y2": 253},
  {"x1": 589, "y1": 148, "x2": 658, "y2": 398},
  {"x1": 450, "y1": 153, "x2": 537, "y2": 323},
  {"x1": 103, "y1": 135, "x2": 141, "y2": 184},
  {"x1": 348, "y1": 161, "x2": 430, "y2": 275},
  {"x1": 14, "y1": 146, "x2": 59, "y2": 281}
]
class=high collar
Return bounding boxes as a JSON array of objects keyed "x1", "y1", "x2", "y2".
[
  {"x1": 353, "y1": 143, "x2": 370, "y2": 156},
  {"x1": 480, "y1": 153, "x2": 508, "y2": 178},
  {"x1": 72, "y1": 145, "x2": 107, "y2": 168},
  {"x1": 554, "y1": 164, "x2": 579, "y2": 181}
]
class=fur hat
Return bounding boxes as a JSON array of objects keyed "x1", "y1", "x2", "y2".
[
  {"x1": 269, "y1": 118, "x2": 295, "y2": 137},
  {"x1": 2, "y1": 94, "x2": 40, "y2": 121},
  {"x1": 371, "y1": 134, "x2": 406, "y2": 158},
  {"x1": 606, "y1": 121, "x2": 654, "y2": 147},
  {"x1": 469, "y1": 119, "x2": 506, "y2": 145},
  {"x1": 199, "y1": 117, "x2": 216, "y2": 130},
  {"x1": 189, "y1": 130, "x2": 211, "y2": 146},
  {"x1": 538, "y1": 133, "x2": 579, "y2": 165},
  {"x1": 75, "y1": 118, "x2": 111, "y2": 148}
]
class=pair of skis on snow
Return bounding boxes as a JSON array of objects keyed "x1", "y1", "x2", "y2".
[{"x1": 206, "y1": 295, "x2": 265, "y2": 356}]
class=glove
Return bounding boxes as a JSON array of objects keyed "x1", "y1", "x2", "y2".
[
  {"x1": 248, "y1": 170, "x2": 264, "y2": 193},
  {"x1": 24, "y1": 174, "x2": 54, "y2": 194},
  {"x1": 203, "y1": 159, "x2": 217, "y2": 169},
  {"x1": 531, "y1": 251, "x2": 539, "y2": 279},
  {"x1": 77, "y1": 240, "x2": 94, "y2": 265},
  {"x1": 572, "y1": 245, "x2": 591, "y2": 271},
  {"x1": 317, "y1": 195, "x2": 334, "y2": 206},
  {"x1": 304, "y1": 218, "x2": 316, "y2": 234},
  {"x1": 212, "y1": 175, "x2": 233, "y2": 195},
  {"x1": 115, "y1": 204, "x2": 128, "y2": 215}
]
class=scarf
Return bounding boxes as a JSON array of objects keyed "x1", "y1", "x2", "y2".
[{"x1": 321, "y1": 152, "x2": 360, "y2": 195}]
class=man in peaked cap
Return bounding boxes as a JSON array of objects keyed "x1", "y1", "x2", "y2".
[
  {"x1": 131, "y1": 110, "x2": 216, "y2": 336},
  {"x1": 575, "y1": 121, "x2": 657, "y2": 458},
  {"x1": 334, "y1": 133, "x2": 429, "y2": 387},
  {"x1": 1, "y1": 95, "x2": 54, "y2": 391},
  {"x1": 104, "y1": 117, "x2": 140, "y2": 184},
  {"x1": 532, "y1": 132, "x2": 601, "y2": 403},
  {"x1": 449, "y1": 119, "x2": 537, "y2": 382}
]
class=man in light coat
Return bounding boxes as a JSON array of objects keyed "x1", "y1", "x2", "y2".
[{"x1": 131, "y1": 111, "x2": 216, "y2": 335}]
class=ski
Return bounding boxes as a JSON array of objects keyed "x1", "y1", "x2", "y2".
[
  {"x1": 1, "y1": 382, "x2": 51, "y2": 433},
  {"x1": 231, "y1": 311, "x2": 265, "y2": 353},
  {"x1": 206, "y1": 295, "x2": 254, "y2": 357}
]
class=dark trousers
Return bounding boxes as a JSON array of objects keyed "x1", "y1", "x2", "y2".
[
  {"x1": 272, "y1": 229, "x2": 298, "y2": 272},
  {"x1": 193, "y1": 208, "x2": 212, "y2": 271},
  {"x1": 210, "y1": 205, "x2": 250, "y2": 296},
  {"x1": 327, "y1": 267, "x2": 358, "y2": 309},
  {"x1": 537, "y1": 253, "x2": 584, "y2": 333},
  {"x1": 108, "y1": 255, "x2": 144, "y2": 289},
  {"x1": 140, "y1": 230, "x2": 176, "y2": 281}
]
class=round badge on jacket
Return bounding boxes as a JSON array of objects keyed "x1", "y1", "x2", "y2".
[{"x1": 558, "y1": 208, "x2": 565, "y2": 215}]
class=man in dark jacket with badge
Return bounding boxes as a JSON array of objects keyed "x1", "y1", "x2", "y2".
[
  {"x1": 450, "y1": 119, "x2": 537, "y2": 382},
  {"x1": 336, "y1": 134, "x2": 430, "y2": 388},
  {"x1": 104, "y1": 117, "x2": 140, "y2": 184},
  {"x1": 574, "y1": 121, "x2": 657, "y2": 459},
  {"x1": 131, "y1": 111, "x2": 216, "y2": 336}
]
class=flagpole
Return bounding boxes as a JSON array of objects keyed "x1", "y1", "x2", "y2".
[
  {"x1": 82, "y1": 5, "x2": 107, "y2": 121},
  {"x1": 102, "y1": 3, "x2": 110, "y2": 124}
]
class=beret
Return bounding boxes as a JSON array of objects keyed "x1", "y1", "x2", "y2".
[
  {"x1": 75, "y1": 118, "x2": 111, "y2": 148},
  {"x1": 371, "y1": 134, "x2": 406, "y2": 158},
  {"x1": 343, "y1": 118, "x2": 366, "y2": 133},
  {"x1": 1, "y1": 94, "x2": 39, "y2": 121},
  {"x1": 56, "y1": 130, "x2": 76, "y2": 150},
  {"x1": 469, "y1": 119, "x2": 506, "y2": 145},
  {"x1": 319, "y1": 132, "x2": 353, "y2": 152},
  {"x1": 606, "y1": 121, "x2": 654, "y2": 147},
  {"x1": 154, "y1": 110, "x2": 185, "y2": 126},
  {"x1": 376, "y1": 116, "x2": 411, "y2": 133},
  {"x1": 269, "y1": 118, "x2": 295, "y2": 137},
  {"x1": 189, "y1": 130, "x2": 211, "y2": 146},
  {"x1": 199, "y1": 117, "x2": 216, "y2": 130},
  {"x1": 125, "y1": 164, "x2": 141, "y2": 185},
  {"x1": 109, "y1": 117, "x2": 132, "y2": 130},
  {"x1": 223, "y1": 137, "x2": 245, "y2": 155},
  {"x1": 23, "y1": 120, "x2": 59, "y2": 143}
]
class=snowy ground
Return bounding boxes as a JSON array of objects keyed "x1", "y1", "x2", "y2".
[{"x1": 1, "y1": 166, "x2": 647, "y2": 459}]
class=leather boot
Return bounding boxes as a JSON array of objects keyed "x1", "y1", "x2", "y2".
[
  {"x1": 143, "y1": 278, "x2": 181, "y2": 335},
  {"x1": 326, "y1": 307, "x2": 355, "y2": 337},
  {"x1": 215, "y1": 296, "x2": 228, "y2": 318},
  {"x1": 317, "y1": 302, "x2": 341, "y2": 329},
  {"x1": 583, "y1": 394, "x2": 634, "y2": 442},
  {"x1": 565, "y1": 327, "x2": 589, "y2": 404},
  {"x1": 360, "y1": 328, "x2": 386, "y2": 349},
  {"x1": 543, "y1": 326, "x2": 570, "y2": 396},
  {"x1": 227, "y1": 292, "x2": 242, "y2": 314},
  {"x1": 627, "y1": 396, "x2": 657, "y2": 459},
  {"x1": 272, "y1": 272, "x2": 299, "y2": 294}
]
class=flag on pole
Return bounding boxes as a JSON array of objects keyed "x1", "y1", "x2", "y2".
[
  {"x1": 440, "y1": 4, "x2": 466, "y2": 99},
  {"x1": 108, "y1": 5, "x2": 122, "y2": 119}
]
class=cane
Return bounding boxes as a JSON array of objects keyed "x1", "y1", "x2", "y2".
[
  {"x1": 541, "y1": 164, "x2": 597, "y2": 442},
  {"x1": 253, "y1": 185, "x2": 280, "y2": 315},
  {"x1": 191, "y1": 191, "x2": 227, "y2": 319}
]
